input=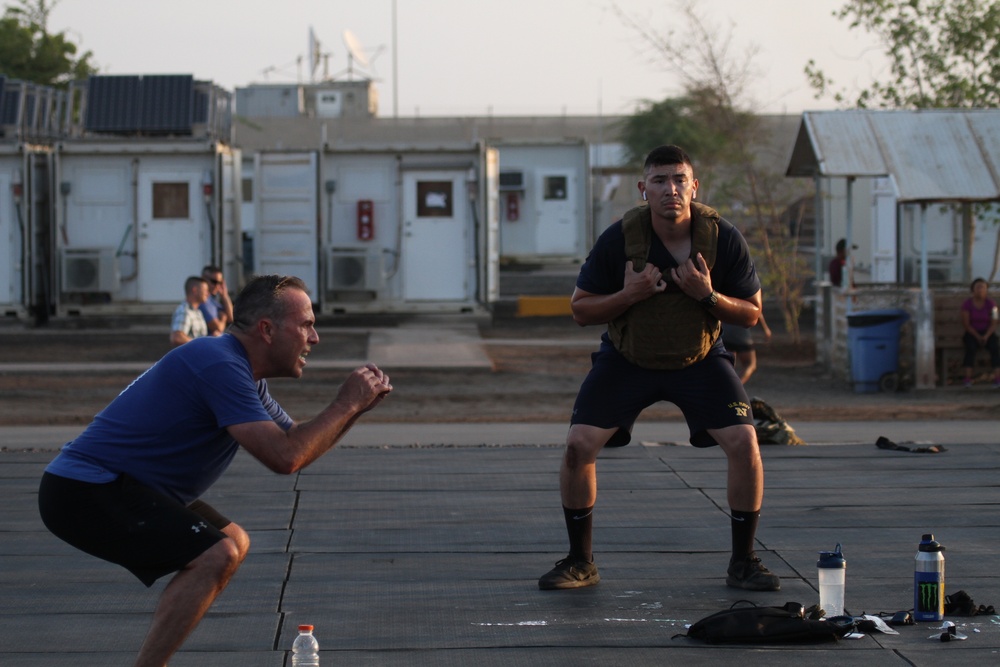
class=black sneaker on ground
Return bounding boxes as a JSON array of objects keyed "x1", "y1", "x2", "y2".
[
  {"x1": 726, "y1": 554, "x2": 781, "y2": 591},
  {"x1": 538, "y1": 556, "x2": 600, "y2": 590}
]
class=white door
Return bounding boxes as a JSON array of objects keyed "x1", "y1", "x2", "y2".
[
  {"x1": 402, "y1": 171, "x2": 467, "y2": 301},
  {"x1": 137, "y1": 170, "x2": 204, "y2": 302},
  {"x1": 535, "y1": 170, "x2": 577, "y2": 255},
  {"x1": 254, "y1": 152, "x2": 319, "y2": 298},
  {"x1": 871, "y1": 177, "x2": 897, "y2": 283}
]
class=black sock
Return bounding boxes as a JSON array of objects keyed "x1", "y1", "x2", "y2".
[
  {"x1": 563, "y1": 505, "x2": 594, "y2": 562},
  {"x1": 730, "y1": 509, "x2": 760, "y2": 562}
]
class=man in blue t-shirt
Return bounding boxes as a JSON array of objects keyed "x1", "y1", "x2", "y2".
[
  {"x1": 39, "y1": 275, "x2": 392, "y2": 666},
  {"x1": 199, "y1": 264, "x2": 234, "y2": 336},
  {"x1": 538, "y1": 145, "x2": 780, "y2": 594}
]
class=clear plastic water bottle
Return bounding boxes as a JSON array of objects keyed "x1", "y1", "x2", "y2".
[
  {"x1": 292, "y1": 624, "x2": 319, "y2": 666},
  {"x1": 914, "y1": 534, "x2": 945, "y2": 622},
  {"x1": 817, "y1": 543, "x2": 846, "y2": 618}
]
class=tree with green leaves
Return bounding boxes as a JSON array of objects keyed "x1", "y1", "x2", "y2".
[
  {"x1": 618, "y1": 95, "x2": 729, "y2": 173},
  {"x1": 807, "y1": 0, "x2": 1000, "y2": 282},
  {"x1": 0, "y1": 0, "x2": 95, "y2": 87},
  {"x1": 806, "y1": 0, "x2": 1000, "y2": 108},
  {"x1": 612, "y1": 1, "x2": 811, "y2": 341}
]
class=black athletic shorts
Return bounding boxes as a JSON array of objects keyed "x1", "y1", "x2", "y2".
[
  {"x1": 721, "y1": 324, "x2": 754, "y2": 353},
  {"x1": 38, "y1": 472, "x2": 230, "y2": 587},
  {"x1": 570, "y1": 344, "x2": 753, "y2": 448}
]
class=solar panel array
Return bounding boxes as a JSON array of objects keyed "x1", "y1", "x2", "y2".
[
  {"x1": 0, "y1": 74, "x2": 229, "y2": 141},
  {"x1": 0, "y1": 77, "x2": 67, "y2": 140},
  {"x1": 84, "y1": 74, "x2": 195, "y2": 135}
]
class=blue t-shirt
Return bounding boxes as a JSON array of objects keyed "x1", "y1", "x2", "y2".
[
  {"x1": 45, "y1": 334, "x2": 293, "y2": 504},
  {"x1": 199, "y1": 295, "x2": 222, "y2": 325},
  {"x1": 577, "y1": 215, "x2": 761, "y2": 356}
]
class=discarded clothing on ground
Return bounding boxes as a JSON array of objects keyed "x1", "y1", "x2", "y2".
[
  {"x1": 944, "y1": 590, "x2": 996, "y2": 616},
  {"x1": 875, "y1": 436, "x2": 946, "y2": 454},
  {"x1": 751, "y1": 397, "x2": 806, "y2": 445}
]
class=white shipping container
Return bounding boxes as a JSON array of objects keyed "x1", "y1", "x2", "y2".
[{"x1": 52, "y1": 141, "x2": 241, "y2": 315}]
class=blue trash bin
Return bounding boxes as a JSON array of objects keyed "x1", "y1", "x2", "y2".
[{"x1": 846, "y1": 308, "x2": 910, "y2": 393}]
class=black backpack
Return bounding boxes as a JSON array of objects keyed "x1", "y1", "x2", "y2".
[{"x1": 683, "y1": 601, "x2": 854, "y2": 644}]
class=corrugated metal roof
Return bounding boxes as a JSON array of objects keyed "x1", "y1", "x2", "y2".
[
  {"x1": 785, "y1": 109, "x2": 1000, "y2": 203},
  {"x1": 233, "y1": 115, "x2": 621, "y2": 153}
]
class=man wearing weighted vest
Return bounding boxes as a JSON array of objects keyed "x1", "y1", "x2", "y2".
[{"x1": 538, "y1": 145, "x2": 779, "y2": 592}]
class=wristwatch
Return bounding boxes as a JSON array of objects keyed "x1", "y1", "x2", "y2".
[{"x1": 700, "y1": 291, "x2": 719, "y2": 308}]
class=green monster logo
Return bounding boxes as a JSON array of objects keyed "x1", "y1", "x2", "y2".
[{"x1": 918, "y1": 581, "x2": 941, "y2": 611}]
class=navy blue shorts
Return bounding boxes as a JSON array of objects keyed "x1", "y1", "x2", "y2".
[
  {"x1": 570, "y1": 343, "x2": 753, "y2": 448},
  {"x1": 722, "y1": 324, "x2": 754, "y2": 352},
  {"x1": 38, "y1": 472, "x2": 229, "y2": 587}
]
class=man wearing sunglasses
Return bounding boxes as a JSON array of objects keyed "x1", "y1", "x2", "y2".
[{"x1": 200, "y1": 265, "x2": 234, "y2": 336}]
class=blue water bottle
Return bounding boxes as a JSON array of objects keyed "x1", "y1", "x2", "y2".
[{"x1": 913, "y1": 534, "x2": 945, "y2": 622}]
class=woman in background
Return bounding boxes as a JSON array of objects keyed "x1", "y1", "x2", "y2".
[{"x1": 960, "y1": 277, "x2": 1000, "y2": 388}]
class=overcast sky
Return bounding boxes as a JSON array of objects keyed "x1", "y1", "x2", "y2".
[{"x1": 45, "y1": 0, "x2": 888, "y2": 117}]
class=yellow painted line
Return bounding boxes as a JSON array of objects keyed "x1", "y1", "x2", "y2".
[{"x1": 516, "y1": 295, "x2": 573, "y2": 317}]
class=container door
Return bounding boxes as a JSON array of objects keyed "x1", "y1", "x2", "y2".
[
  {"x1": 254, "y1": 152, "x2": 319, "y2": 299},
  {"x1": 401, "y1": 171, "x2": 467, "y2": 301},
  {"x1": 137, "y1": 169, "x2": 204, "y2": 302},
  {"x1": 218, "y1": 151, "x2": 242, "y2": 285},
  {"x1": 484, "y1": 148, "x2": 500, "y2": 303},
  {"x1": 239, "y1": 158, "x2": 256, "y2": 278},
  {"x1": 535, "y1": 170, "x2": 577, "y2": 255},
  {"x1": 0, "y1": 167, "x2": 15, "y2": 306}
]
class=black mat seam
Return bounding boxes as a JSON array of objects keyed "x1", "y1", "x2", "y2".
[{"x1": 273, "y1": 473, "x2": 302, "y2": 651}]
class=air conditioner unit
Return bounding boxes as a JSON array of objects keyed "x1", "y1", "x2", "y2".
[
  {"x1": 499, "y1": 170, "x2": 525, "y2": 192},
  {"x1": 61, "y1": 248, "x2": 120, "y2": 293},
  {"x1": 327, "y1": 248, "x2": 383, "y2": 291}
]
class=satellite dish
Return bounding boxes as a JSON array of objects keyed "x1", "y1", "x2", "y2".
[
  {"x1": 343, "y1": 29, "x2": 370, "y2": 78},
  {"x1": 308, "y1": 27, "x2": 321, "y2": 82}
]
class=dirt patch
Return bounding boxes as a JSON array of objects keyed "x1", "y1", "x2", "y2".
[{"x1": 0, "y1": 323, "x2": 996, "y2": 427}]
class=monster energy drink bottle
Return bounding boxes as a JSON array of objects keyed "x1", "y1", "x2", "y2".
[{"x1": 914, "y1": 534, "x2": 945, "y2": 622}]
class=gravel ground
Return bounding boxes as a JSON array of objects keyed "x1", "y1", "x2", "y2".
[{"x1": 0, "y1": 318, "x2": 996, "y2": 427}]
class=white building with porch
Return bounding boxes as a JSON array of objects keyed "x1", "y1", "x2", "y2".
[{"x1": 786, "y1": 109, "x2": 1000, "y2": 389}]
